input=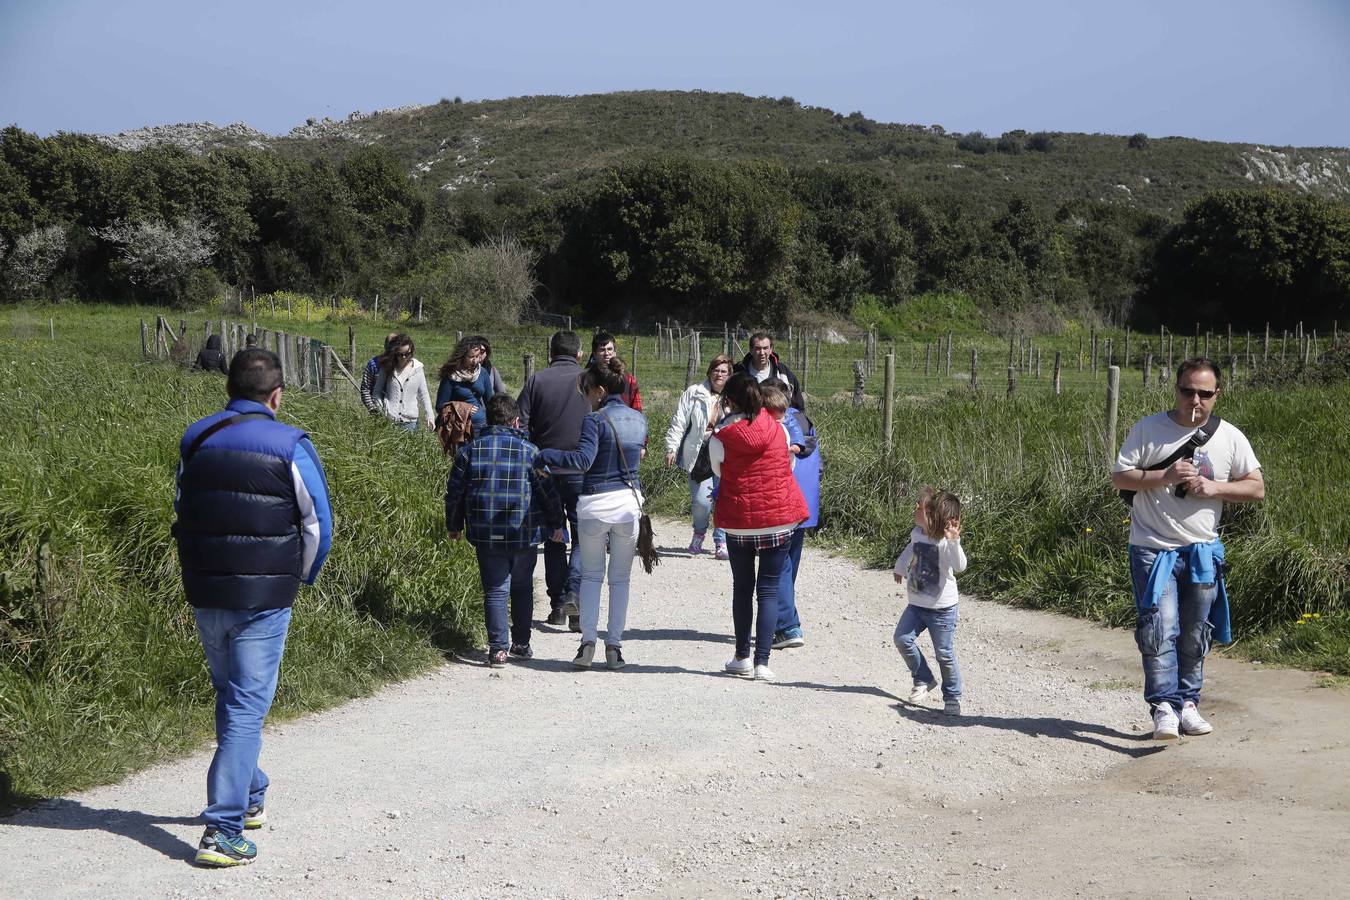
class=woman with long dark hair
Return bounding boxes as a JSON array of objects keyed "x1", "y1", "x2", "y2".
[
  {"x1": 436, "y1": 335, "x2": 495, "y2": 431},
  {"x1": 708, "y1": 372, "x2": 808, "y2": 681},
  {"x1": 373, "y1": 334, "x2": 435, "y2": 431}
]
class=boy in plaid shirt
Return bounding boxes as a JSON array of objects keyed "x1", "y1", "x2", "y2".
[{"x1": 446, "y1": 394, "x2": 565, "y2": 666}]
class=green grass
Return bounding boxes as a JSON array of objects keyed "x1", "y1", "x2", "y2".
[{"x1": 2, "y1": 304, "x2": 1347, "y2": 803}]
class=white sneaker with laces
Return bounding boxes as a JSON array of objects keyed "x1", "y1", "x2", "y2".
[
  {"x1": 724, "y1": 656, "x2": 753, "y2": 678},
  {"x1": 1152, "y1": 703, "x2": 1180, "y2": 740},
  {"x1": 908, "y1": 680, "x2": 938, "y2": 703},
  {"x1": 753, "y1": 664, "x2": 775, "y2": 682},
  {"x1": 1178, "y1": 701, "x2": 1212, "y2": 735}
]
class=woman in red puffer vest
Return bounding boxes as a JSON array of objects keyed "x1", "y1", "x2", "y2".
[{"x1": 708, "y1": 372, "x2": 809, "y2": 682}]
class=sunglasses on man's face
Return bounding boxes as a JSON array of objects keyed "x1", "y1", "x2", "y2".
[{"x1": 1177, "y1": 387, "x2": 1216, "y2": 399}]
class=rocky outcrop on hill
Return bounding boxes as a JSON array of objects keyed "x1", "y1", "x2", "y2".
[
  {"x1": 1241, "y1": 146, "x2": 1350, "y2": 198},
  {"x1": 95, "y1": 122, "x2": 271, "y2": 154}
]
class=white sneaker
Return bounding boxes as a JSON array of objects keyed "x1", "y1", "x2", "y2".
[
  {"x1": 753, "y1": 664, "x2": 775, "y2": 682},
  {"x1": 1152, "y1": 703, "x2": 1180, "y2": 740},
  {"x1": 908, "y1": 680, "x2": 938, "y2": 703},
  {"x1": 724, "y1": 656, "x2": 753, "y2": 678},
  {"x1": 1178, "y1": 701, "x2": 1212, "y2": 735}
]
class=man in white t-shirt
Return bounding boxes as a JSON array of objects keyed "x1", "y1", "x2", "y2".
[{"x1": 1111, "y1": 358, "x2": 1264, "y2": 741}]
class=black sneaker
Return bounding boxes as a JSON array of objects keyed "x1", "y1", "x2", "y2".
[
  {"x1": 544, "y1": 607, "x2": 567, "y2": 627},
  {"x1": 568, "y1": 615, "x2": 581, "y2": 633},
  {"x1": 488, "y1": 649, "x2": 508, "y2": 668},
  {"x1": 509, "y1": 643, "x2": 533, "y2": 659}
]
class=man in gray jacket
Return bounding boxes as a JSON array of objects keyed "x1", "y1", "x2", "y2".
[{"x1": 517, "y1": 331, "x2": 590, "y2": 630}]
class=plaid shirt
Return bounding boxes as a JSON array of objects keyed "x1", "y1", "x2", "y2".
[{"x1": 445, "y1": 425, "x2": 564, "y2": 550}]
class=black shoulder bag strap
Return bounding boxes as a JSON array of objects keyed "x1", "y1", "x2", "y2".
[
  {"x1": 182, "y1": 413, "x2": 271, "y2": 465},
  {"x1": 1118, "y1": 414, "x2": 1222, "y2": 505}
]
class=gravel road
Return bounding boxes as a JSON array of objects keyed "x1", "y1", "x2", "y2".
[{"x1": 3, "y1": 518, "x2": 1347, "y2": 898}]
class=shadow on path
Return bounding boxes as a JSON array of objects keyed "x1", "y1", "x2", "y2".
[
  {"x1": 1, "y1": 798, "x2": 199, "y2": 862},
  {"x1": 894, "y1": 706, "x2": 1165, "y2": 758}
]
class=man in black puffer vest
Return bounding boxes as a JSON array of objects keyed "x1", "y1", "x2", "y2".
[{"x1": 173, "y1": 348, "x2": 333, "y2": 868}]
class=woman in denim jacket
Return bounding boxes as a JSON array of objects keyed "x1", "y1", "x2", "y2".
[{"x1": 536, "y1": 359, "x2": 648, "y2": 670}]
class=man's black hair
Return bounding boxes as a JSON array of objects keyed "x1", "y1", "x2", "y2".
[
  {"x1": 487, "y1": 393, "x2": 521, "y2": 426},
  {"x1": 550, "y1": 330, "x2": 581, "y2": 359},
  {"x1": 591, "y1": 330, "x2": 617, "y2": 353},
  {"x1": 227, "y1": 349, "x2": 284, "y2": 402},
  {"x1": 749, "y1": 331, "x2": 774, "y2": 348},
  {"x1": 1176, "y1": 357, "x2": 1223, "y2": 390}
]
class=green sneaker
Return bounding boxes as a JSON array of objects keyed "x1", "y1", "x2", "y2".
[
  {"x1": 195, "y1": 828, "x2": 257, "y2": 867},
  {"x1": 243, "y1": 803, "x2": 266, "y2": 829}
]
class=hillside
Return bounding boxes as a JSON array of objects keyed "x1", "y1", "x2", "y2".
[{"x1": 93, "y1": 90, "x2": 1350, "y2": 216}]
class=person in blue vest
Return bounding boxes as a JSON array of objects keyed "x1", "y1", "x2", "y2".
[{"x1": 173, "y1": 348, "x2": 333, "y2": 867}]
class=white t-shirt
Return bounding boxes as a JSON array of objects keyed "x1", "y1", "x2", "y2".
[
  {"x1": 577, "y1": 488, "x2": 643, "y2": 525},
  {"x1": 1113, "y1": 412, "x2": 1261, "y2": 549},
  {"x1": 893, "y1": 527, "x2": 967, "y2": 609}
]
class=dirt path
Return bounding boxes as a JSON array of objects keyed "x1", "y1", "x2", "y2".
[{"x1": 3, "y1": 519, "x2": 1348, "y2": 898}]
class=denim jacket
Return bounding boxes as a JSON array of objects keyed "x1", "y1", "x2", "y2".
[{"x1": 536, "y1": 396, "x2": 647, "y2": 495}]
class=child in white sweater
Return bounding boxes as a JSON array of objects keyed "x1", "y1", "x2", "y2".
[{"x1": 893, "y1": 488, "x2": 968, "y2": 715}]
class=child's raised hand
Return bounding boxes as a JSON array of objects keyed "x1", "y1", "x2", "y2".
[{"x1": 944, "y1": 518, "x2": 962, "y2": 541}]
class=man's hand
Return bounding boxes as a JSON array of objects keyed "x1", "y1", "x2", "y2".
[
  {"x1": 639, "y1": 447, "x2": 647, "y2": 460},
  {"x1": 790, "y1": 443, "x2": 803, "y2": 456},
  {"x1": 1164, "y1": 459, "x2": 1198, "y2": 484},
  {"x1": 1184, "y1": 476, "x2": 1220, "y2": 498},
  {"x1": 448, "y1": 531, "x2": 462, "y2": 541},
  {"x1": 665, "y1": 451, "x2": 676, "y2": 467},
  {"x1": 549, "y1": 529, "x2": 566, "y2": 543},
  {"x1": 893, "y1": 572, "x2": 903, "y2": 584}
]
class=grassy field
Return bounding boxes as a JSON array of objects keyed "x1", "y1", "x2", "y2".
[{"x1": 1, "y1": 304, "x2": 1346, "y2": 802}]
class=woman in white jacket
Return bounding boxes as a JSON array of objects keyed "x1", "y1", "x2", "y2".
[
  {"x1": 664, "y1": 354, "x2": 733, "y2": 558},
  {"x1": 373, "y1": 334, "x2": 435, "y2": 432}
]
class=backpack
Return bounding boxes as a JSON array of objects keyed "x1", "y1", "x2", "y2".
[{"x1": 436, "y1": 401, "x2": 476, "y2": 455}]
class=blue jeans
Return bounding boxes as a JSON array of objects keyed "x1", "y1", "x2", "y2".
[
  {"x1": 688, "y1": 476, "x2": 726, "y2": 545},
  {"x1": 893, "y1": 604, "x2": 961, "y2": 700},
  {"x1": 476, "y1": 546, "x2": 538, "y2": 650},
  {"x1": 395, "y1": 419, "x2": 418, "y2": 432},
  {"x1": 727, "y1": 540, "x2": 788, "y2": 665},
  {"x1": 1129, "y1": 545, "x2": 1217, "y2": 710},
  {"x1": 776, "y1": 528, "x2": 806, "y2": 632},
  {"x1": 194, "y1": 606, "x2": 292, "y2": 836},
  {"x1": 544, "y1": 474, "x2": 583, "y2": 607}
]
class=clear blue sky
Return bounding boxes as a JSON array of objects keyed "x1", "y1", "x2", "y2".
[{"x1": 2, "y1": 0, "x2": 1348, "y2": 147}]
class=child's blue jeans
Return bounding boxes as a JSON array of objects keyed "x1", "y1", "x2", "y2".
[{"x1": 893, "y1": 603, "x2": 962, "y2": 700}]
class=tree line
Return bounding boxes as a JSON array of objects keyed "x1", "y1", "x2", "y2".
[{"x1": 1, "y1": 126, "x2": 1346, "y2": 330}]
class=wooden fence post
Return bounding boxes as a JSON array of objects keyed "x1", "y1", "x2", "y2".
[
  {"x1": 851, "y1": 360, "x2": 866, "y2": 408},
  {"x1": 348, "y1": 326, "x2": 357, "y2": 375},
  {"x1": 1091, "y1": 328, "x2": 1098, "y2": 374},
  {"x1": 320, "y1": 345, "x2": 332, "y2": 394},
  {"x1": 1144, "y1": 352, "x2": 1153, "y2": 388},
  {"x1": 924, "y1": 343, "x2": 931, "y2": 377},
  {"x1": 1124, "y1": 329, "x2": 1131, "y2": 369},
  {"x1": 524, "y1": 353, "x2": 535, "y2": 383},
  {"x1": 630, "y1": 334, "x2": 639, "y2": 376},
  {"x1": 1264, "y1": 323, "x2": 1270, "y2": 361},
  {"x1": 1053, "y1": 350, "x2": 1062, "y2": 395},
  {"x1": 882, "y1": 351, "x2": 895, "y2": 455},
  {"x1": 1006, "y1": 365, "x2": 1016, "y2": 398},
  {"x1": 1077, "y1": 335, "x2": 1083, "y2": 372},
  {"x1": 685, "y1": 332, "x2": 699, "y2": 387},
  {"x1": 946, "y1": 331, "x2": 953, "y2": 376},
  {"x1": 1105, "y1": 365, "x2": 1120, "y2": 464},
  {"x1": 970, "y1": 347, "x2": 978, "y2": 391}
]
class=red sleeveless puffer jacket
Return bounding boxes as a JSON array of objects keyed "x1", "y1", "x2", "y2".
[{"x1": 713, "y1": 413, "x2": 809, "y2": 531}]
